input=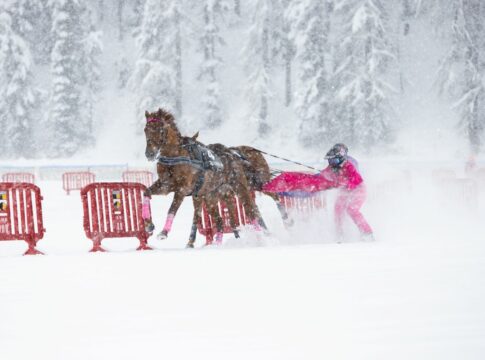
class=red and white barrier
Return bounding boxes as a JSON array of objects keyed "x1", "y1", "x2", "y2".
[
  {"x1": 63, "y1": 171, "x2": 95, "y2": 195},
  {"x1": 198, "y1": 194, "x2": 253, "y2": 245},
  {"x1": 368, "y1": 178, "x2": 412, "y2": 204},
  {"x1": 432, "y1": 168, "x2": 456, "y2": 185},
  {"x1": 439, "y1": 178, "x2": 478, "y2": 210},
  {"x1": 81, "y1": 182, "x2": 152, "y2": 252},
  {"x1": 2, "y1": 172, "x2": 35, "y2": 184},
  {"x1": 472, "y1": 168, "x2": 485, "y2": 188},
  {"x1": 0, "y1": 183, "x2": 45, "y2": 255},
  {"x1": 279, "y1": 192, "x2": 327, "y2": 215},
  {"x1": 122, "y1": 170, "x2": 154, "y2": 188}
]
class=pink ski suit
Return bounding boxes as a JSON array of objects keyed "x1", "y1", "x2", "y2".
[{"x1": 318, "y1": 160, "x2": 373, "y2": 236}]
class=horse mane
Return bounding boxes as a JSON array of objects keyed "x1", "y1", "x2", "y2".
[
  {"x1": 207, "y1": 143, "x2": 228, "y2": 154},
  {"x1": 158, "y1": 108, "x2": 175, "y2": 123},
  {"x1": 158, "y1": 108, "x2": 182, "y2": 139}
]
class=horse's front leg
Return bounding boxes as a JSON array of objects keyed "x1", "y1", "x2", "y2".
[
  {"x1": 157, "y1": 191, "x2": 186, "y2": 240},
  {"x1": 142, "y1": 180, "x2": 165, "y2": 234},
  {"x1": 187, "y1": 197, "x2": 202, "y2": 248}
]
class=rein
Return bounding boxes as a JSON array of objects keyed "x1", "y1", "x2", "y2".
[{"x1": 252, "y1": 148, "x2": 318, "y2": 171}]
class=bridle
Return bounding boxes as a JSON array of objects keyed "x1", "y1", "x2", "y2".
[
  {"x1": 145, "y1": 115, "x2": 206, "y2": 196},
  {"x1": 145, "y1": 116, "x2": 168, "y2": 151}
]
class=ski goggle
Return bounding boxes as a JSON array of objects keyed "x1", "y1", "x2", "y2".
[{"x1": 328, "y1": 156, "x2": 344, "y2": 166}]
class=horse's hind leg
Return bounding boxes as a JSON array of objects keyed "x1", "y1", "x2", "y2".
[
  {"x1": 224, "y1": 194, "x2": 240, "y2": 238},
  {"x1": 264, "y1": 191, "x2": 293, "y2": 228},
  {"x1": 187, "y1": 197, "x2": 222, "y2": 247},
  {"x1": 207, "y1": 200, "x2": 224, "y2": 245},
  {"x1": 237, "y1": 187, "x2": 268, "y2": 232}
]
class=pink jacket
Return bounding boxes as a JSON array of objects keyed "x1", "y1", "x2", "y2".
[
  {"x1": 262, "y1": 160, "x2": 364, "y2": 194},
  {"x1": 318, "y1": 160, "x2": 363, "y2": 191}
]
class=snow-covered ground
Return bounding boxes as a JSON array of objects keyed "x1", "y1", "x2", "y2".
[
  {"x1": 1, "y1": 160, "x2": 485, "y2": 360},
  {"x1": 1, "y1": 6, "x2": 485, "y2": 359}
]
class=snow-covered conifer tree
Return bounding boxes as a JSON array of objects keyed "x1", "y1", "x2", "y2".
[
  {"x1": 10, "y1": 0, "x2": 52, "y2": 65},
  {"x1": 9, "y1": 0, "x2": 41, "y2": 38},
  {"x1": 198, "y1": 0, "x2": 228, "y2": 129},
  {"x1": 286, "y1": 0, "x2": 333, "y2": 148},
  {"x1": 131, "y1": 0, "x2": 183, "y2": 126},
  {"x1": 96, "y1": 0, "x2": 104, "y2": 22},
  {"x1": 280, "y1": 0, "x2": 295, "y2": 107},
  {"x1": 48, "y1": 0, "x2": 94, "y2": 157},
  {"x1": 234, "y1": 0, "x2": 241, "y2": 16},
  {"x1": 244, "y1": 0, "x2": 285, "y2": 137},
  {"x1": 401, "y1": 0, "x2": 414, "y2": 36},
  {"x1": 117, "y1": 0, "x2": 126, "y2": 40},
  {"x1": 129, "y1": 0, "x2": 145, "y2": 36},
  {"x1": 333, "y1": 0, "x2": 397, "y2": 149},
  {"x1": 81, "y1": 24, "x2": 103, "y2": 145},
  {"x1": 267, "y1": 0, "x2": 294, "y2": 107},
  {"x1": 0, "y1": 10, "x2": 42, "y2": 158},
  {"x1": 436, "y1": 0, "x2": 485, "y2": 154}
]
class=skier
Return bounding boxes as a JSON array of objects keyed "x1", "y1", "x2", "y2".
[{"x1": 318, "y1": 143, "x2": 374, "y2": 241}]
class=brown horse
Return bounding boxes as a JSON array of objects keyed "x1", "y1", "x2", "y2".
[
  {"x1": 179, "y1": 139, "x2": 291, "y2": 230},
  {"x1": 143, "y1": 108, "x2": 266, "y2": 247},
  {"x1": 229, "y1": 146, "x2": 292, "y2": 226},
  {"x1": 187, "y1": 143, "x2": 249, "y2": 247}
]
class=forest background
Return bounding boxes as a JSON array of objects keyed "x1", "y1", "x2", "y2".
[{"x1": 0, "y1": 0, "x2": 484, "y2": 164}]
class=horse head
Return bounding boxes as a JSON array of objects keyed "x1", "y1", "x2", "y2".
[{"x1": 144, "y1": 108, "x2": 181, "y2": 161}]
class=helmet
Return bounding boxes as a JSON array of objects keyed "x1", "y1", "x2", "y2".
[
  {"x1": 325, "y1": 143, "x2": 348, "y2": 168},
  {"x1": 324, "y1": 143, "x2": 348, "y2": 159}
]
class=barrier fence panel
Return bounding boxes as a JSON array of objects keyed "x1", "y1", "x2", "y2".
[
  {"x1": 122, "y1": 171, "x2": 154, "y2": 188},
  {"x1": 432, "y1": 168, "x2": 456, "y2": 185},
  {"x1": 81, "y1": 182, "x2": 152, "y2": 252},
  {"x1": 439, "y1": 178, "x2": 478, "y2": 210},
  {"x1": 198, "y1": 194, "x2": 253, "y2": 245},
  {"x1": 63, "y1": 171, "x2": 96, "y2": 195},
  {"x1": 0, "y1": 183, "x2": 45, "y2": 255},
  {"x1": 368, "y1": 178, "x2": 412, "y2": 205},
  {"x1": 279, "y1": 192, "x2": 327, "y2": 215},
  {"x1": 2, "y1": 172, "x2": 35, "y2": 184},
  {"x1": 473, "y1": 168, "x2": 485, "y2": 188}
]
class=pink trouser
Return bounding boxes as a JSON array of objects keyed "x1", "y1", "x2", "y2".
[{"x1": 334, "y1": 184, "x2": 372, "y2": 235}]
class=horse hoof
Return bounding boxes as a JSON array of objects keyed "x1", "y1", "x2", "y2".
[
  {"x1": 284, "y1": 218, "x2": 294, "y2": 228},
  {"x1": 185, "y1": 243, "x2": 194, "y2": 249},
  {"x1": 144, "y1": 221, "x2": 155, "y2": 234},
  {"x1": 157, "y1": 231, "x2": 168, "y2": 240}
]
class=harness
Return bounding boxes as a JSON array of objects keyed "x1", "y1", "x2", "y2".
[
  {"x1": 183, "y1": 141, "x2": 224, "y2": 171},
  {"x1": 158, "y1": 141, "x2": 223, "y2": 169},
  {"x1": 157, "y1": 156, "x2": 205, "y2": 171},
  {"x1": 157, "y1": 140, "x2": 224, "y2": 197},
  {"x1": 229, "y1": 148, "x2": 252, "y2": 165}
]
